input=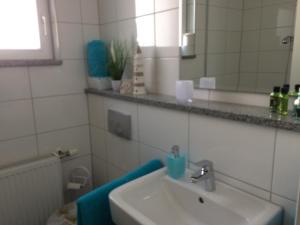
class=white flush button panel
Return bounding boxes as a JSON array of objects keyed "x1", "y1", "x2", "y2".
[
  {"x1": 108, "y1": 109, "x2": 132, "y2": 140},
  {"x1": 199, "y1": 77, "x2": 216, "y2": 89}
]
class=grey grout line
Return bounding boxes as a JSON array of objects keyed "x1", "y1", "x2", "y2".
[
  {"x1": 26, "y1": 67, "x2": 40, "y2": 156},
  {"x1": 271, "y1": 192, "x2": 297, "y2": 203},
  {"x1": 99, "y1": 7, "x2": 179, "y2": 26},
  {"x1": 32, "y1": 92, "x2": 86, "y2": 100},
  {"x1": 0, "y1": 134, "x2": 36, "y2": 144},
  {"x1": 270, "y1": 129, "x2": 279, "y2": 199},
  {"x1": 236, "y1": 0, "x2": 245, "y2": 91},
  {"x1": 0, "y1": 98, "x2": 33, "y2": 104},
  {"x1": 0, "y1": 124, "x2": 90, "y2": 144}
]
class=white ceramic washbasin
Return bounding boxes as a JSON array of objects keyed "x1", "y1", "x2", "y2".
[{"x1": 109, "y1": 168, "x2": 282, "y2": 225}]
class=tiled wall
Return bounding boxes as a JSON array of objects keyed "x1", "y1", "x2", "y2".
[
  {"x1": 239, "y1": 0, "x2": 296, "y2": 93},
  {"x1": 98, "y1": 0, "x2": 180, "y2": 96},
  {"x1": 89, "y1": 94, "x2": 300, "y2": 225},
  {"x1": 0, "y1": 0, "x2": 100, "y2": 201},
  {"x1": 182, "y1": 0, "x2": 296, "y2": 94},
  {"x1": 206, "y1": 0, "x2": 243, "y2": 90}
]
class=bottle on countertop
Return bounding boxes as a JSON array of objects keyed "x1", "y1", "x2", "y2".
[
  {"x1": 294, "y1": 92, "x2": 300, "y2": 120},
  {"x1": 166, "y1": 145, "x2": 186, "y2": 179},
  {"x1": 278, "y1": 87, "x2": 289, "y2": 116},
  {"x1": 290, "y1": 84, "x2": 300, "y2": 115},
  {"x1": 269, "y1": 86, "x2": 281, "y2": 113}
]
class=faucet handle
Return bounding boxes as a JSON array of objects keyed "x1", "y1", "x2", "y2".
[{"x1": 194, "y1": 160, "x2": 214, "y2": 171}]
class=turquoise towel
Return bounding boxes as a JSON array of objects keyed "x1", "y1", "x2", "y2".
[
  {"x1": 87, "y1": 40, "x2": 108, "y2": 78},
  {"x1": 77, "y1": 160, "x2": 164, "y2": 225}
]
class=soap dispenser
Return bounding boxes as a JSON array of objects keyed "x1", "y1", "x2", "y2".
[{"x1": 167, "y1": 145, "x2": 186, "y2": 179}]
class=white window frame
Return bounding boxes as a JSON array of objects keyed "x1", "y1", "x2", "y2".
[{"x1": 0, "y1": 0, "x2": 57, "y2": 61}]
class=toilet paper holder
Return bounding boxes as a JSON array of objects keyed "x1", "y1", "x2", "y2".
[{"x1": 67, "y1": 166, "x2": 91, "y2": 190}]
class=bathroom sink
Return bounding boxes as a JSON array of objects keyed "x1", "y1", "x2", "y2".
[{"x1": 109, "y1": 168, "x2": 282, "y2": 225}]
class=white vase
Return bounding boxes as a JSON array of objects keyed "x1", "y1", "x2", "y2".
[{"x1": 111, "y1": 80, "x2": 121, "y2": 92}]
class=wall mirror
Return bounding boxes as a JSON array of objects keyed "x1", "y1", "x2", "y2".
[{"x1": 180, "y1": 0, "x2": 298, "y2": 94}]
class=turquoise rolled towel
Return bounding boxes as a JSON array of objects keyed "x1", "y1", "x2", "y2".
[
  {"x1": 77, "y1": 159, "x2": 164, "y2": 225},
  {"x1": 87, "y1": 40, "x2": 108, "y2": 78}
]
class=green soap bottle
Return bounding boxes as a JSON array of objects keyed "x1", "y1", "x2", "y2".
[
  {"x1": 290, "y1": 84, "x2": 300, "y2": 116},
  {"x1": 269, "y1": 86, "x2": 281, "y2": 113},
  {"x1": 294, "y1": 92, "x2": 300, "y2": 120},
  {"x1": 278, "y1": 87, "x2": 289, "y2": 116}
]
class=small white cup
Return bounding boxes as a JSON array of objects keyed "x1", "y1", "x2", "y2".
[{"x1": 176, "y1": 80, "x2": 194, "y2": 104}]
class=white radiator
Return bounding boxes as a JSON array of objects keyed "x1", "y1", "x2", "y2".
[{"x1": 0, "y1": 156, "x2": 63, "y2": 225}]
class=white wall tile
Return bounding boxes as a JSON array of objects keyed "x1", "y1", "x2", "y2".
[
  {"x1": 238, "y1": 73, "x2": 258, "y2": 92},
  {"x1": 117, "y1": 0, "x2": 154, "y2": 19},
  {"x1": 140, "y1": 143, "x2": 167, "y2": 165},
  {"x1": 207, "y1": 31, "x2": 226, "y2": 54},
  {"x1": 258, "y1": 51, "x2": 289, "y2": 73},
  {"x1": 155, "y1": 0, "x2": 179, "y2": 12},
  {"x1": 155, "y1": 9, "x2": 180, "y2": 57},
  {"x1": 104, "y1": 98, "x2": 139, "y2": 141},
  {"x1": 195, "y1": 4, "x2": 207, "y2": 31},
  {"x1": 108, "y1": 164, "x2": 127, "y2": 181},
  {"x1": 117, "y1": 19, "x2": 137, "y2": 48},
  {"x1": 208, "y1": 6, "x2": 227, "y2": 30},
  {"x1": 139, "y1": 105, "x2": 188, "y2": 153},
  {"x1": 0, "y1": 68, "x2": 31, "y2": 102},
  {"x1": 260, "y1": 27, "x2": 293, "y2": 51},
  {"x1": 90, "y1": 126, "x2": 106, "y2": 160},
  {"x1": 0, "y1": 100, "x2": 35, "y2": 141},
  {"x1": 240, "y1": 52, "x2": 259, "y2": 72},
  {"x1": 243, "y1": 8, "x2": 261, "y2": 30},
  {"x1": 34, "y1": 94, "x2": 88, "y2": 133},
  {"x1": 106, "y1": 132, "x2": 139, "y2": 171},
  {"x1": 156, "y1": 58, "x2": 180, "y2": 96},
  {"x1": 38, "y1": 125, "x2": 90, "y2": 156},
  {"x1": 93, "y1": 156, "x2": 108, "y2": 187},
  {"x1": 189, "y1": 115, "x2": 276, "y2": 189},
  {"x1": 99, "y1": 0, "x2": 117, "y2": 24},
  {"x1": 214, "y1": 171, "x2": 271, "y2": 200},
  {"x1": 207, "y1": 54, "x2": 225, "y2": 76},
  {"x1": 180, "y1": 56, "x2": 205, "y2": 80},
  {"x1": 244, "y1": 0, "x2": 261, "y2": 9},
  {"x1": 0, "y1": 136, "x2": 37, "y2": 167},
  {"x1": 99, "y1": 23, "x2": 118, "y2": 41},
  {"x1": 88, "y1": 95, "x2": 105, "y2": 129},
  {"x1": 273, "y1": 130, "x2": 300, "y2": 200},
  {"x1": 261, "y1": 3, "x2": 296, "y2": 29},
  {"x1": 136, "y1": 15, "x2": 155, "y2": 57},
  {"x1": 55, "y1": 0, "x2": 82, "y2": 23},
  {"x1": 59, "y1": 23, "x2": 84, "y2": 60},
  {"x1": 256, "y1": 73, "x2": 285, "y2": 93},
  {"x1": 81, "y1": 0, "x2": 99, "y2": 24},
  {"x1": 242, "y1": 31, "x2": 260, "y2": 52},
  {"x1": 29, "y1": 60, "x2": 86, "y2": 97},
  {"x1": 83, "y1": 25, "x2": 100, "y2": 45},
  {"x1": 143, "y1": 58, "x2": 157, "y2": 93},
  {"x1": 227, "y1": 9, "x2": 242, "y2": 31}
]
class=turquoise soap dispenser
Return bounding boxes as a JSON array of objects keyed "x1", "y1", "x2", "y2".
[{"x1": 167, "y1": 145, "x2": 186, "y2": 179}]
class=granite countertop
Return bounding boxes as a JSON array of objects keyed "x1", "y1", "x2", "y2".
[{"x1": 86, "y1": 88, "x2": 300, "y2": 132}]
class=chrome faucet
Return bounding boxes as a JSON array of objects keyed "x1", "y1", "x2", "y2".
[{"x1": 191, "y1": 160, "x2": 216, "y2": 192}]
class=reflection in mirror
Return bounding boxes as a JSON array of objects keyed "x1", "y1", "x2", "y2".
[{"x1": 180, "y1": 0, "x2": 297, "y2": 94}]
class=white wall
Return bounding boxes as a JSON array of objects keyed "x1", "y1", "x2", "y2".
[
  {"x1": 90, "y1": 94, "x2": 299, "y2": 225},
  {"x1": 98, "y1": 0, "x2": 181, "y2": 95},
  {"x1": 0, "y1": 0, "x2": 100, "y2": 201}
]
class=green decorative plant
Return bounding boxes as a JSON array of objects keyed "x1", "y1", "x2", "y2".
[{"x1": 107, "y1": 40, "x2": 129, "y2": 81}]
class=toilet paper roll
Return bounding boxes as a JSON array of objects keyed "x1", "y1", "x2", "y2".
[{"x1": 67, "y1": 182, "x2": 82, "y2": 190}]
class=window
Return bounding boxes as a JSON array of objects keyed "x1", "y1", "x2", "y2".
[{"x1": 0, "y1": 0, "x2": 54, "y2": 60}]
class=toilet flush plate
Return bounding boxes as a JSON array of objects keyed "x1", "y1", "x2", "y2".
[{"x1": 108, "y1": 109, "x2": 132, "y2": 140}]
